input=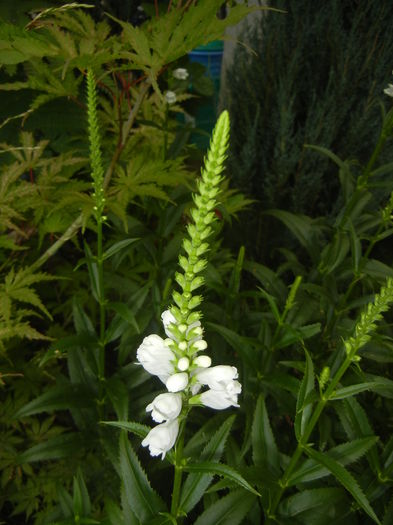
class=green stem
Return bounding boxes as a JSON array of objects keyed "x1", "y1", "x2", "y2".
[
  {"x1": 269, "y1": 355, "x2": 351, "y2": 516},
  {"x1": 171, "y1": 421, "x2": 186, "y2": 520},
  {"x1": 97, "y1": 218, "x2": 106, "y2": 379}
]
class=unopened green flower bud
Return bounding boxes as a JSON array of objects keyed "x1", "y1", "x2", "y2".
[
  {"x1": 188, "y1": 295, "x2": 201, "y2": 310},
  {"x1": 190, "y1": 276, "x2": 204, "y2": 291},
  {"x1": 192, "y1": 259, "x2": 207, "y2": 273},
  {"x1": 183, "y1": 239, "x2": 193, "y2": 255},
  {"x1": 173, "y1": 291, "x2": 184, "y2": 308},
  {"x1": 187, "y1": 312, "x2": 201, "y2": 324},
  {"x1": 196, "y1": 243, "x2": 209, "y2": 256}
]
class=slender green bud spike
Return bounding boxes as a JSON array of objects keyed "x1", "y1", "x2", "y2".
[
  {"x1": 344, "y1": 277, "x2": 393, "y2": 358},
  {"x1": 86, "y1": 69, "x2": 105, "y2": 223},
  {"x1": 168, "y1": 110, "x2": 230, "y2": 328}
]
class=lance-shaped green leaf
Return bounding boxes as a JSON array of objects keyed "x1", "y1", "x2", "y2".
[
  {"x1": 84, "y1": 241, "x2": 101, "y2": 302},
  {"x1": 331, "y1": 376, "x2": 393, "y2": 400},
  {"x1": 73, "y1": 469, "x2": 91, "y2": 518},
  {"x1": 304, "y1": 446, "x2": 381, "y2": 525},
  {"x1": 180, "y1": 415, "x2": 235, "y2": 513},
  {"x1": 382, "y1": 494, "x2": 393, "y2": 525},
  {"x1": 14, "y1": 384, "x2": 93, "y2": 418},
  {"x1": 193, "y1": 489, "x2": 256, "y2": 525},
  {"x1": 182, "y1": 462, "x2": 260, "y2": 496},
  {"x1": 17, "y1": 433, "x2": 84, "y2": 463},
  {"x1": 102, "y1": 238, "x2": 138, "y2": 261},
  {"x1": 335, "y1": 397, "x2": 380, "y2": 473},
  {"x1": 119, "y1": 432, "x2": 166, "y2": 522},
  {"x1": 279, "y1": 487, "x2": 345, "y2": 518},
  {"x1": 101, "y1": 420, "x2": 150, "y2": 440},
  {"x1": 287, "y1": 436, "x2": 378, "y2": 485},
  {"x1": 252, "y1": 395, "x2": 280, "y2": 474},
  {"x1": 295, "y1": 349, "x2": 315, "y2": 440}
]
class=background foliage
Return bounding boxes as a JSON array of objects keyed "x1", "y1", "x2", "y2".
[
  {"x1": 1, "y1": 1, "x2": 393, "y2": 524},
  {"x1": 226, "y1": 0, "x2": 393, "y2": 261}
]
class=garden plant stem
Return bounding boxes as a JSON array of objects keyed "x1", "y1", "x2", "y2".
[{"x1": 269, "y1": 354, "x2": 353, "y2": 517}]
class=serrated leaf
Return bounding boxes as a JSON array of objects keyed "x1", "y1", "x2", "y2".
[
  {"x1": 304, "y1": 446, "x2": 381, "y2": 524},
  {"x1": 288, "y1": 437, "x2": 378, "y2": 485},
  {"x1": 334, "y1": 397, "x2": 380, "y2": 472},
  {"x1": 119, "y1": 432, "x2": 166, "y2": 522},
  {"x1": 180, "y1": 415, "x2": 235, "y2": 513},
  {"x1": 331, "y1": 380, "x2": 392, "y2": 400},
  {"x1": 101, "y1": 420, "x2": 150, "y2": 440},
  {"x1": 183, "y1": 462, "x2": 260, "y2": 496},
  {"x1": 295, "y1": 349, "x2": 315, "y2": 440},
  {"x1": 193, "y1": 489, "x2": 256, "y2": 525},
  {"x1": 279, "y1": 488, "x2": 344, "y2": 517},
  {"x1": 252, "y1": 395, "x2": 280, "y2": 474}
]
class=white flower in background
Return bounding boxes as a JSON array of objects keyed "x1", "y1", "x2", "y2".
[
  {"x1": 142, "y1": 419, "x2": 179, "y2": 459},
  {"x1": 146, "y1": 393, "x2": 182, "y2": 423},
  {"x1": 164, "y1": 90, "x2": 177, "y2": 104},
  {"x1": 136, "y1": 334, "x2": 175, "y2": 382},
  {"x1": 173, "y1": 68, "x2": 189, "y2": 80},
  {"x1": 384, "y1": 83, "x2": 393, "y2": 97}
]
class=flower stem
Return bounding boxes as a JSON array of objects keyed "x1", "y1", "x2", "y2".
[
  {"x1": 171, "y1": 421, "x2": 186, "y2": 520},
  {"x1": 269, "y1": 279, "x2": 393, "y2": 517}
]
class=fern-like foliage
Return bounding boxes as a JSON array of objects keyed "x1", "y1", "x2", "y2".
[{"x1": 0, "y1": 268, "x2": 53, "y2": 348}]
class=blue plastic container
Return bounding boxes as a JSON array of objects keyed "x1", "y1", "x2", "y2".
[{"x1": 188, "y1": 41, "x2": 224, "y2": 149}]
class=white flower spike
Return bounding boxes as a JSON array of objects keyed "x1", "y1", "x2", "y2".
[{"x1": 134, "y1": 112, "x2": 240, "y2": 460}]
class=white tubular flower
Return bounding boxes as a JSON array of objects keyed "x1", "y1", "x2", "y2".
[
  {"x1": 384, "y1": 84, "x2": 393, "y2": 97},
  {"x1": 195, "y1": 365, "x2": 238, "y2": 390},
  {"x1": 200, "y1": 382, "x2": 241, "y2": 409},
  {"x1": 173, "y1": 68, "x2": 189, "y2": 80},
  {"x1": 146, "y1": 393, "x2": 182, "y2": 423},
  {"x1": 166, "y1": 372, "x2": 189, "y2": 392},
  {"x1": 136, "y1": 334, "x2": 175, "y2": 381},
  {"x1": 165, "y1": 90, "x2": 177, "y2": 104},
  {"x1": 142, "y1": 419, "x2": 179, "y2": 459},
  {"x1": 161, "y1": 309, "x2": 177, "y2": 338}
]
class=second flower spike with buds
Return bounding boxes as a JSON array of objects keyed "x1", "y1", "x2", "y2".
[{"x1": 135, "y1": 111, "x2": 241, "y2": 459}]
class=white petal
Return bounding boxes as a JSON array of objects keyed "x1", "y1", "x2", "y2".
[
  {"x1": 166, "y1": 372, "x2": 189, "y2": 392},
  {"x1": 196, "y1": 365, "x2": 238, "y2": 390},
  {"x1": 200, "y1": 389, "x2": 240, "y2": 410},
  {"x1": 142, "y1": 419, "x2": 179, "y2": 459}
]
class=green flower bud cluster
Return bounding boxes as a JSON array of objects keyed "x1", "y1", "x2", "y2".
[
  {"x1": 86, "y1": 69, "x2": 106, "y2": 223},
  {"x1": 168, "y1": 110, "x2": 230, "y2": 352},
  {"x1": 344, "y1": 277, "x2": 393, "y2": 359}
]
